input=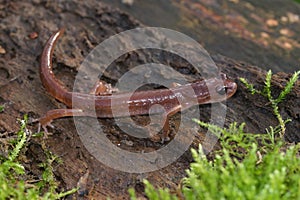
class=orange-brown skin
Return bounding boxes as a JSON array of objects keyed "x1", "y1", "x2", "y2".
[{"x1": 39, "y1": 30, "x2": 237, "y2": 138}]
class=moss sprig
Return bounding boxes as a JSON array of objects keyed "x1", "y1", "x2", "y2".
[{"x1": 240, "y1": 70, "x2": 299, "y2": 137}]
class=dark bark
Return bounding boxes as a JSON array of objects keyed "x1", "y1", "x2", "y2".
[{"x1": 0, "y1": 1, "x2": 298, "y2": 199}]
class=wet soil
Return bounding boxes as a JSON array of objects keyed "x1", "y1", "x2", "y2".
[{"x1": 0, "y1": 1, "x2": 299, "y2": 199}]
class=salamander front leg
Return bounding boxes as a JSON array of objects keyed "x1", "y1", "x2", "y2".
[
  {"x1": 34, "y1": 109, "x2": 83, "y2": 136},
  {"x1": 161, "y1": 105, "x2": 182, "y2": 142},
  {"x1": 90, "y1": 80, "x2": 118, "y2": 95}
]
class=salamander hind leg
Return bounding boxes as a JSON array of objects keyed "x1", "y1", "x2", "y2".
[{"x1": 33, "y1": 109, "x2": 83, "y2": 137}]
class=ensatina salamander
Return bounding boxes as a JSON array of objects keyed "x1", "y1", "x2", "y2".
[{"x1": 38, "y1": 29, "x2": 237, "y2": 139}]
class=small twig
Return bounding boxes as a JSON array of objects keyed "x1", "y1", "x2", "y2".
[
  {"x1": 256, "y1": 151, "x2": 263, "y2": 165},
  {"x1": 0, "y1": 75, "x2": 21, "y2": 88}
]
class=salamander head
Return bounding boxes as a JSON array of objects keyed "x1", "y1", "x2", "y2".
[
  {"x1": 194, "y1": 73, "x2": 237, "y2": 103},
  {"x1": 212, "y1": 73, "x2": 237, "y2": 101},
  {"x1": 216, "y1": 79, "x2": 237, "y2": 98},
  {"x1": 172, "y1": 74, "x2": 237, "y2": 105}
]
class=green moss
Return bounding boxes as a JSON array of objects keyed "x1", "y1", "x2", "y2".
[
  {"x1": 183, "y1": 142, "x2": 300, "y2": 200},
  {"x1": 0, "y1": 105, "x2": 4, "y2": 112},
  {"x1": 0, "y1": 116, "x2": 77, "y2": 199},
  {"x1": 240, "y1": 70, "x2": 299, "y2": 137}
]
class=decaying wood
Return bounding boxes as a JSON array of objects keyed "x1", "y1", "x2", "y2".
[{"x1": 0, "y1": 1, "x2": 299, "y2": 199}]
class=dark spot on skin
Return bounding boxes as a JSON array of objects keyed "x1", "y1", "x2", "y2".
[{"x1": 216, "y1": 85, "x2": 227, "y2": 95}]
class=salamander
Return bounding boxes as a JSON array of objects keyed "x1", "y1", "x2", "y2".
[{"x1": 38, "y1": 29, "x2": 237, "y2": 139}]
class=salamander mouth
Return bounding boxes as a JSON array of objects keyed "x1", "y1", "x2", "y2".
[{"x1": 225, "y1": 82, "x2": 237, "y2": 97}]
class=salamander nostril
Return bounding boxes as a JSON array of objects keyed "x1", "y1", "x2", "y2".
[{"x1": 216, "y1": 85, "x2": 227, "y2": 95}]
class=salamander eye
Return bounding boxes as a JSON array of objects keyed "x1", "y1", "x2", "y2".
[{"x1": 216, "y1": 85, "x2": 227, "y2": 95}]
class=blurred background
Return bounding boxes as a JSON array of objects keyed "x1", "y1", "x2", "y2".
[{"x1": 103, "y1": 0, "x2": 300, "y2": 73}]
